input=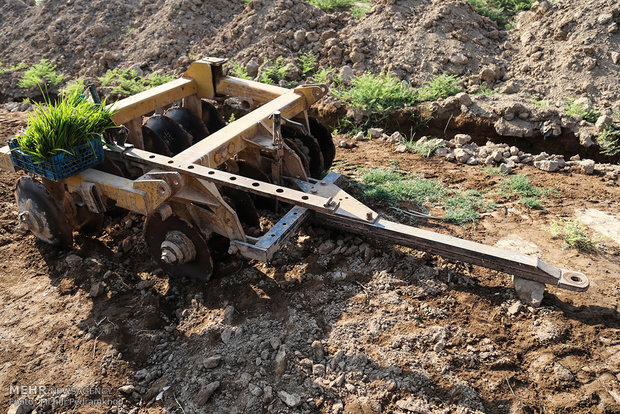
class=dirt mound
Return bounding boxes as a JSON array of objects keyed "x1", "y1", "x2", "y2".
[{"x1": 506, "y1": 0, "x2": 620, "y2": 105}]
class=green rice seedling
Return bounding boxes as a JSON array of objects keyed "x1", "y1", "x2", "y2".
[{"x1": 15, "y1": 89, "x2": 116, "y2": 161}]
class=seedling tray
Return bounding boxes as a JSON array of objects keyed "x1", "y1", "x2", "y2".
[{"x1": 8, "y1": 138, "x2": 104, "y2": 180}]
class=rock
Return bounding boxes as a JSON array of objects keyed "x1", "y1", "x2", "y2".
[
  {"x1": 196, "y1": 381, "x2": 220, "y2": 405},
  {"x1": 435, "y1": 147, "x2": 450, "y2": 157},
  {"x1": 534, "y1": 159, "x2": 560, "y2": 172},
  {"x1": 275, "y1": 347, "x2": 287, "y2": 376},
  {"x1": 453, "y1": 134, "x2": 472, "y2": 145},
  {"x1": 395, "y1": 144, "x2": 407, "y2": 153},
  {"x1": 390, "y1": 131, "x2": 405, "y2": 142},
  {"x1": 332, "y1": 270, "x2": 347, "y2": 281},
  {"x1": 612, "y1": 51, "x2": 620, "y2": 65},
  {"x1": 339, "y1": 65, "x2": 354, "y2": 83},
  {"x1": 249, "y1": 383, "x2": 262, "y2": 397},
  {"x1": 500, "y1": 163, "x2": 513, "y2": 174},
  {"x1": 507, "y1": 301, "x2": 522, "y2": 316},
  {"x1": 65, "y1": 254, "x2": 82, "y2": 267},
  {"x1": 119, "y1": 385, "x2": 136, "y2": 395},
  {"x1": 350, "y1": 50, "x2": 365, "y2": 64},
  {"x1": 318, "y1": 240, "x2": 335, "y2": 255},
  {"x1": 203, "y1": 355, "x2": 221, "y2": 369},
  {"x1": 311, "y1": 340, "x2": 324, "y2": 361},
  {"x1": 369, "y1": 128, "x2": 383, "y2": 139},
  {"x1": 579, "y1": 159, "x2": 595, "y2": 175},
  {"x1": 354, "y1": 131, "x2": 367, "y2": 141},
  {"x1": 570, "y1": 154, "x2": 581, "y2": 161},
  {"x1": 278, "y1": 391, "x2": 301, "y2": 408},
  {"x1": 597, "y1": 13, "x2": 613, "y2": 25},
  {"x1": 479, "y1": 67, "x2": 496, "y2": 83},
  {"x1": 7, "y1": 401, "x2": 33, "y2": 414},
  {"x1": 449, "y1": 53, "x2": 469, "y2": 65},
  {"x1": 456, "y1": 92, "x2": 473, "y2": 106},
  {"x1": 396, "y1": 396, "x2": 431, "y2": 412},
  {"x1": 89, "y1": 282, "x2": 105, "y2": 298},
  {"x1": 312, "y1": 363, "x2": 326, "y2": 376},
  {"x1": 453, "y1": 148, "x2": 471, "y2": 163},
  {"x1": 293, "y1": 30, "x2": 305, "y2": 43},
  {"x1": 595, "y1": 115, "x2": 613, "y2": 132},
  {"x1": 263, "y1": 386, "x2": 274, "y2": 404},
  {"x1": 513, "y1": 276, "x2": 545, "y2": 307}
]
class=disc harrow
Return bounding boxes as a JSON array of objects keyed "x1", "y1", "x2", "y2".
[{"x1": 0, "y1": 58, "x2": 589, "y2": 304}]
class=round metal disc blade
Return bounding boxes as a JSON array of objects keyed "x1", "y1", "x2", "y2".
[
  {"x1": 282, "y1": 125, "x2": 324, "y2": 178},
  {"x1": 221, "y1": 188, "x2": 260, "y2": 228},
  {"x1": 308, "y1": 117, "x2": 336, "y2": 170},
  {"x1": 144, "y1": 214, "x2": 213, "y2": 280},
  {"x1": 201, "y1": 100, "x2": 227, "y2": 133},
  {"x1": 144, "y1": 116, "x2": 193, "y2": 155},
  {"x1": 284, "y1": 138, "x2": 310, "y2": 175},
  {"x1": 15, "y1": 177, "x2": 73, "y2": 247},
  {"x1": 165, "y1": 107, "x2": 210, "y2": 144},
  {"x1": 142, "y1": 125, "x2": 173, "y2": 156}
]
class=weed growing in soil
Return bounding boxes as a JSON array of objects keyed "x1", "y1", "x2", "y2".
[
  {"x1": 98, "y1": 68, "x2": 175, "y2": 96},
  {"x1": 298, "y1": 51, "x2": 317, "y2": 77},
  {"x1": 313, "y1": 67, "x2": 335, "y2": 83},
  {"x1": 18, "y1": 59, "x2": 64, "y2": 89},
  {"x1": 335, "y1": 73, "x2": 462, "y2": 119},
  {"x1": 550, "y1": 218, "x2": 598, "y2": 251},
  {"x1": 405, "y1": 137, "x2": 445, "y2": 157},
  {"x1": 259, "y1": 57, "x2": 289, "y2": 85},
  {"x1": 228, "y1": 62, "x2": 252, "y2": 80},
  {"x1": 476, "y1": 83, "x2": 496, "y2": 96},
  {"x1": 499, "y1": 174, "x2": 557, "y2": 208},
  {"x1": 445, "y1": 190, "x2": 496, "y2": 224},
  {"x1": 16, "y1": 89, "x2": 116, "y2": 161},
  {"x1": 467, "y1": 0, "x2": 534, "y2": 25},
  {"x1": 61, "y1": 78, "x2": 86, "y2": 99},
  {"x1": 597, "y1": 126, "x2": 620, "y2": 156},
  {"x1": 565, "y1": 98, "x2": 600, "y2": 123},
  {"x1": 308, "y1": 0, "x2": 355, "y2": 11},
  {"x1": 351, "y1": 2, "x2": 371, "y2": 18},
  {"x1": 418, "y1": 74, "x2": 463, "y2": 101},
  {"x1": 358, "y1": 168, "x2": 446, "y2": 207}
]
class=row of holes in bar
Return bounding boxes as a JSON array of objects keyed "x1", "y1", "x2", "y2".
[{"x1": 146, "y1": 153, "x2": 311, "y2": 201}]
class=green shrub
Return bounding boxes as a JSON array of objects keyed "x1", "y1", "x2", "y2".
[
  {"x1": 335, "y1": 73, "x2": 419, "y2": 113},
  {"x1": 444, "y1": 190, "x2": 496, "y2": 224},
  {"x1": 405, "y1": 137, "x2": 445, "y2": 157},
  {"x1": 550, "y1": 219, "x2": 597, "y2": 251},
  {"x1": 467, "y1": 0, "x2": 534, "y2": 25},
  {"x1": 99, "y1": 68, "x2": 175, "y2": 96},
  {"x1": 308, "y1": 0, "x2": 355, "y2": 11},
  {"x1": 228, "y1": 62, "x2": 252, "y2": 80},
  {"x1": 61, "y1": 78, "x2": 87, "y2": 99},
  {"x1": 259, "y1": 57, "x2": 289, "y2": 85},
  {"x1": 18, "y1": 59, "x2": 65, "y2": 89},
  {"x1": 565, "y1": 98, "x2": 600, "y2": 123},
  {"x1": 418, "y1": 74, "x2": 463, "y2": 101},
  {"x1": 313, "y1": 67, "x2": 335, "y2": 83},
  {"x1": 597, "y1": 126, "x2": 620, "y2": 156},
  {"x1": 15, "y1": 89, "x2": 116, "y2": 161},
  {"x1": 298, "y1": 51, "x2": 317, "y2": 77}
]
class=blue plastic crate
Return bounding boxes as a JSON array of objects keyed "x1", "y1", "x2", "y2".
[{"x1": 8, "y1": 138, "x2": 105, "y2": 180}]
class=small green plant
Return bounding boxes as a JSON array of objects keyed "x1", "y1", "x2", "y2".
[
  {"x1": 228, "y1": 62, "x2": 252, "y2": 80},
  {"x1": 444, "y1": 190, "x2": 496, "y2": 224},
  {"x1": 467, "y1": 0, "x2": 534, "y2": 25},
  {"x1": 61, "y1": 78, "x2": 86, "y2": 99},
  {"x1": 18, "y1": 59, "x2": 64, "y2": 89},
  {"x1": 477, "y1": 83, "x2": 496, "y2": 96},
  {"x1": 528, "y1": 94, "x2": 548, "y2": 108},
  {"x1": 313, "y1": 66, "x2": 335, "y2": 83},
  {"x1": 0, "y1": 62, "x2": 4, "y2": 76},
  {"x1": 228, "y1": 113, "x2": 236, "y2": 123},
  {"x1": 597, "y1": 126, "x2": 620, "y2": 156},
  {"x1": 351, "y1": 2, "x2": 371, "y2": 18},
  {"x1": 241, "y1": 0, "x2": 252, "y2": 4},
  {"x1": 99, "y1": 68, "x2": 175, "y2": 96},
  {"x1": 308, "y1": 0, "x2": 355, "y2": 11},
  {"x1": 405, "y1": 137, "x2": 445, "y2": 157},
  {"x1": 565, "y1": 98, "x2": 600, "y2": 123},
  {"x1": 22, "y1": 98, "x2": 31, "y2": 104},
  {"x1": 499, "y1": 174, "x2": 557, "y2": 209},
  {"x1": 550, "y1": 219, "x2": 597, "y2": 251},
  {"x1": 259, "y1": 57, "x2": 289, "y2": 85},
  {"x1": 15, "y1": 89, "x2": 116, "y2": 161},
  {"x1": 418, "y1": 74, "x2": 463, "y2": 101},
  {"x1": 298, "y1": 51, "x2": 317, "y2": 77},
  {"x1": 334, "y1": 73, "x2": 419, "y2": 114},
  {"x1": 9, "y1": 62, "x2": 28, "y2": 71}
]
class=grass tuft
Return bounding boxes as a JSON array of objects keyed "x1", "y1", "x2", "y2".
[
  {"x1": 98, "y1": 68, "x2": 175, "y2": 96},
  {"x1": 308, "y1": 0, "x2": 355, "y2": 11},
  {"x1": 228, "y1": 62, "x2": 252, "y2": 80},
  {"x1": 499, "y1": 174, "x2": 557, "y2": 209},
  {"x1": 18, "y1": 59, "x2": 64, "y2": 89},
  {"x1": 550, "y1": 219, "x2": 598, "y2": 251},
  {"x1": 466, "y1": 0, "x2": 534, "y2": 25},
  {"x1": 405, "y1": 137, "x2": 445, "y2": 157}
]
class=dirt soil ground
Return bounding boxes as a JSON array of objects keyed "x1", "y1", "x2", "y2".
[{"x1": 0, "y1": 111, "x2": 618, "y2": 414}]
